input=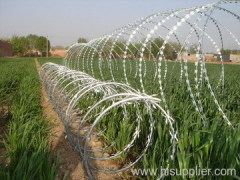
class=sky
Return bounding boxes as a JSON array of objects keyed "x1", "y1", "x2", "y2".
[{"x1": 0, "y1": 0, "x2": 239, "y2": 47}]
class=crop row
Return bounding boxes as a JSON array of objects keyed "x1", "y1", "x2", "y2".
[{"x1": 0, "y1": 58, "x2": 58, "y2": 180}]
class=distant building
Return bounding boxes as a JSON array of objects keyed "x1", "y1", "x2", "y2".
[
  {"x1": 0, "y1": 40, "x2": 13, "y2": 57},
  {"x1": 205, "y1": 54, "x2": 218, "y2": 62},
  {"x1": 177, "y1": 52, "x2": 218, "y2": 62},
  {"x1": 218, "y1": 54, "x2": 240, "y2": 63},
  {"x1": 177, "y1": 52, "x2": 240, "y2": 63}
]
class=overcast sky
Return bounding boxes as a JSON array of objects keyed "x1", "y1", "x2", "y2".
[{"x1": 0, "y1": 0, "x2": 239, "y2": 47}]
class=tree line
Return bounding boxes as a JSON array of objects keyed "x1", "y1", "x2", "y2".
[
  {"x1": 221, "y1": 49, "x2": 239, "y2": 55},
  {"x1": 77, "y1": 37, "x2": 181, "y2": 60},
  {"x1": 76, "y1": 37, "x2": 240, "y2": 59},
  {"x1": 1, "y1": 34, "x2": 50, "y2": 56}
]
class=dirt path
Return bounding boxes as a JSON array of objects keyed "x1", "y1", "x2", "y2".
[
  {"x1": 35, "y1": 59, "x2": 87, "y2": 180},
  {"x1": 35, "y1": 59, "x2": 124, "y2": 180}
]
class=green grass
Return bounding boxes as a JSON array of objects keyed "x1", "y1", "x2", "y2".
[
  {"x1": 64, "y1": 58, "x2": 240, "y2": 179},
  {"x1": 0, "y1": 58, "x2": 59, "y2": 180},
  {"x1": 1, "y1": 57, "x2": 239, "y2": 179}
]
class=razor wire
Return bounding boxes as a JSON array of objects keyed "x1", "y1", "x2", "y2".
[
  {"x1": 40, "y1": 63, "x2": 177, "y2": 179},
  {"x1": 40, "y1": 0, "x2": 239, "y2": 179},
  {"x1": 64, "y1": 0, "x2": 239, "y2": 127}
]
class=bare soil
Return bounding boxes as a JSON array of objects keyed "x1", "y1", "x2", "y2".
[
  {"x1": 50, "y1": 49, "x2": 67, "y2": 57},
  {"x1": 35, "y1": 59, "x2": 87, "y2": 180}
]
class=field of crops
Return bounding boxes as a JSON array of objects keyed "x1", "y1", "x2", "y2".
[
  {"x1": 41, "y1": 56, "x2": 240, "y2": 179},
  {"x1": 0, "y1": 55, "x2": 239, "y2": 180},
  {"x1": 0, "y1": 58, "x2": 59, "y2": 179},
  {"x1": 1, "y1": 1, "x2": 240, "y2": 180}
]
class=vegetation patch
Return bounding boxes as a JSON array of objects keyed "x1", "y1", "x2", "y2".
[{"x1": 0, "y1": 58, "x2": 59, "y2": 180}]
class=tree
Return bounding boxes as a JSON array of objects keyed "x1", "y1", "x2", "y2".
[
  {"x1": 78, "y1": 38, "x2": 88, "y2": 43},
  {"x1": 170, "y1": 42, "x2": 181, "y2": 51},
  {"x1": 147, "y1": 38, "x2": 171, "y2": 59},
  {"x1": 11, "y1": 36, "x2": 29, "y2": 56},
  {"x1": 36, "y1": 36, "x2": 50, "y2": 56},
  {"x1": 188, "y1": 44, "x2": 198, "y2": 54},
  {"x1": 26, "y1": 34, "x2": 38, "y2": 50},
  {"x1": 221, "y1": 49, "x2": 239, "y2": 55},
  {"x1": 127, "y1": 42, "x2": 142, "y2": 59},
  {"x1": 113, "y1": 41, "x2": 125, "y2": 57}
]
